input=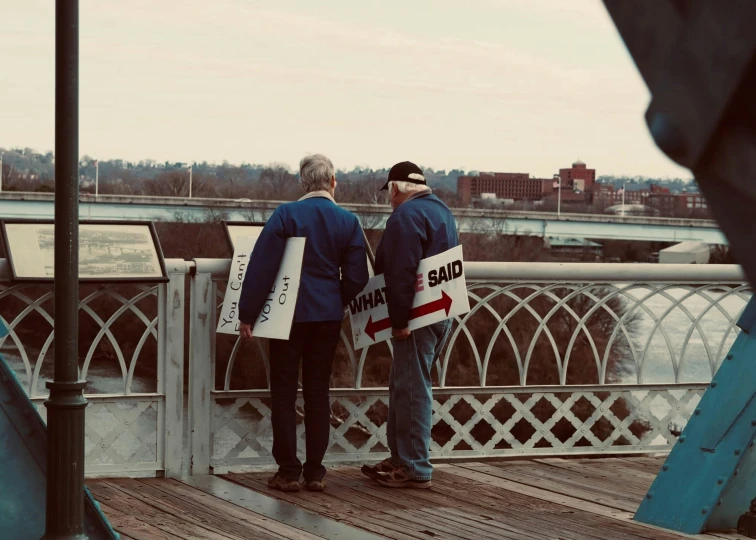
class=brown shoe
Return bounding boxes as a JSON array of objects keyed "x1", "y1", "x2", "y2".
[
  {"x1": 304, "y1": 479, "x2": 326, "y2": 492},
  {"x1": 268, "y1": 473, "x2": 301, "y2": 492},
  {"x1": 361, "y1": 458, "x2": 399, "y2": 480},
  {"x1": 375, "y1": 467, "x2": 431, "y2": 489}
]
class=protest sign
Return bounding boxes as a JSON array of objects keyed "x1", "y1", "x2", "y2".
[
  {"x1": 217, "y1": 236, "x2": 306, "y2": 340},
  {"x1": 348, "y1": 245, "x2": 469, "y2": 349}
]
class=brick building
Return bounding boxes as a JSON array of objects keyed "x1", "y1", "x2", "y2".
[
  {"x1": 559, "y1": 160, "x2": 596, "y2": 191},
  {"x1": 457, "y1": 172, "x2": 551, "y2": 206},
  {"x1": 648, "y1": 190, "x2": 710, "y2": 217},
  {"x1": 456, "y1": 160, "x2": 598, "y2": 207}
]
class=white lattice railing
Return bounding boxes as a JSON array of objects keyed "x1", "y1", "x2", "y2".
[
  {"x1": 188, "y1": 260, "x2": 749, "y2": 473},
  {"x1": 0, "y1": 258, "x2": 188, "y2": 477}
]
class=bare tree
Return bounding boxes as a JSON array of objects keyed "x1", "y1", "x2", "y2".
[
  {"x1": 143, "y1": 170, "x2": 189, "y2": 197},
  {"x1": 260, "y1": 165, "x2": 298, "y2": 200}
]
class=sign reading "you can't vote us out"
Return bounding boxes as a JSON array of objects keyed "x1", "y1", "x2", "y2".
[
  {"x1": 347, "y1": 245, "x2": 470, "y2": 350},
  {"x1": 217, "y1": 235, "x2": 306, "y2": 340}
]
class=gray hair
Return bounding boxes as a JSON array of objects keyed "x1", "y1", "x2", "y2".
[
  {"x1": 389, "y1": 180, "x2": 429, "y2": 194},
  {"x1": 299, "y1": 154, "x2": 335, "y2": 192}
]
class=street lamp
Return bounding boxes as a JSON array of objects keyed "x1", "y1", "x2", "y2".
[
  {"x1": 44, "y1": 2, "x2": 89, "y2": 538},
  {"x1": 553, "y1": 174, "x2": 562, "y2": 217}
]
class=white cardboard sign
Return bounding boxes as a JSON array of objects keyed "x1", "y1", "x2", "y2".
[
  {"x1": 217, "y1": 236, "x2": 306, "y2": 340},
  {"x1": 348, "y1": 245, "x2": 469, "y2": 349}
]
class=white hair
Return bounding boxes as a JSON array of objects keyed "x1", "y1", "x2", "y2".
[
  {"x1": 299, "y1": 154, "x2": 335, "y2": 192},
  {"x1": 389, "y1": 180, "x2": 428, "y2": 194}
]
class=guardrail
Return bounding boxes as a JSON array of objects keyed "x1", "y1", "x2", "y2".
[
  {"x1": 3, "y1": 257, "x2": 749, "y2": 475},
  {"x1": 188, "y1": 260, "x2": 750, "y2": 473},
  {"x1": 0, "y1": 258, "x2": 188, "y2": 477}
]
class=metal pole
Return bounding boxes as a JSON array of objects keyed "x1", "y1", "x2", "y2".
[
  {"x1": 94, "y1": 160, "x2": 98, "y2": 197},
  {"x1": 43, "y1": 1, "x2": 88, "y2": 539},
  {"x1": 622, "y1": 182, "x2": 626, "y2": 214},
  {"x1": 189, "y1": 165, "x2": 192, "y2": 198},
  {"x1": 555, "y1": 175, "x2": 562, "y2": 217}
]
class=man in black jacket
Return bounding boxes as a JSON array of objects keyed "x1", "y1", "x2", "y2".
[{"x1": 362, "y1": 161, "x2": 459, "y2": 489}]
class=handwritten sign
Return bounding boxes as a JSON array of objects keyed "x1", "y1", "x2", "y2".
[
  {"x1": 217, "y1": 236, "x2": 306, "y2": 340},
  {"x1": 348, "y1": 245, "x2": 469, "y2": 349}
]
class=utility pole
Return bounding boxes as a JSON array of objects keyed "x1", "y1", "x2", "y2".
[
  {"x1": 43, "y1": 1, "x2": 88, "y2": 539},
  {"x1": 621, "y1": 182, "x2": 626, "y2": 214}
]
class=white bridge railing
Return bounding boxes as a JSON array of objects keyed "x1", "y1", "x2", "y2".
[
  {"x1": 187, "y1": 260, "x2": 750, "y2": 474},
  {"x1": 1, "y1": 258, "x2": 750, "y2": 476},
  {"x1": 0, "y1": 258, "x2": 188, "y2": 477}
]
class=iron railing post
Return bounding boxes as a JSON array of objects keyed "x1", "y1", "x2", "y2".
[{"x1": 43, "y1": 1, "x2": 88, "y2": 539}]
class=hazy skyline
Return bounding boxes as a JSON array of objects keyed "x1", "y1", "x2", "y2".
[{"x1": 2, "y1": 0, "x2": 691, "y2": 179}]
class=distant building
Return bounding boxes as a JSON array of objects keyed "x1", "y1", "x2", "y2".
[
  {"x1": 457, "y1": 172, "x2": 551, "y2": 206},
  {"x1": 647, "y1": 189, "x2": 710, "y2": 217},
  {"x1": 457, "y1": 159, "x2": 597, "y2": 206},
  {"x1": 545, "y1": 236, "x2": 603, "y2": 261},
  {"x1": 559, "y1": 160, "x2": 596, "y2": 191},
  {"x1": 659, "y1": 242, "x2": 710, "y2": 264}
]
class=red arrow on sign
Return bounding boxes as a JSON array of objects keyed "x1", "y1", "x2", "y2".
[{"x1": 364, "y1": 291, "x2": 453, "y2": 341}]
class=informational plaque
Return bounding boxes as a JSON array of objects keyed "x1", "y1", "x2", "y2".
[{"x1": 0, "y1": 220, "x2": 167, "y2": 282}]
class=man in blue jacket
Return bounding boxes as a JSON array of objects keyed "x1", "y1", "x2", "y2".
[
  {"x1": 362, "y1": 161, "x2": 459, "y2": 489},
  {"x1": 238, "y1": 154, "x2": 369, "y2": 493}
]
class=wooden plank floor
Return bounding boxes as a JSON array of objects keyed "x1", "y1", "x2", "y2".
[{"x1": 87, "y1": 457, "x2": 750, "y2": 540}]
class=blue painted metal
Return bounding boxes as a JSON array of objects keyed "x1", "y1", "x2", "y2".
[
  {"x1": 634, "y1": 295, "x2": 756, "y2": 534},
  {"x1": 0, "y1": 319, "x2": 119, "y2": 539}
]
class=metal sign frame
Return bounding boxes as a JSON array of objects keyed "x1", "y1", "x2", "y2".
[
  {"x1": 221, "y1": 220, "x2": 267, "y2": 252},
  {"x1": 0, "y1": 218, "x2": 169, "y2": 284}
]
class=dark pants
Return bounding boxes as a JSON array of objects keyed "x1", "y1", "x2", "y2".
[{"x1": 268, "y1": 321, "x2": 342, "y2": 482}]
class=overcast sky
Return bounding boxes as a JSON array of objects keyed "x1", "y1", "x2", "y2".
[{"x1": 1, "y1": 0, "x2": 691, "y2": 178}]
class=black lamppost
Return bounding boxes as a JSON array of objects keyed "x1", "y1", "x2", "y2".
[{"x1": 43, "y1": 1, "x2": 88, "y2": 539}]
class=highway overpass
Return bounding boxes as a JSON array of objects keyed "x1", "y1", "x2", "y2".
[{"x1": 0, "y1": 192, "x2": 727, "y2": 244}]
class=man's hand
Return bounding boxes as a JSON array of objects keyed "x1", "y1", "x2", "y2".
[
  {"x1": 240, "y1": 322, "x2": 254, "y2": 341},
  {"x1": 392, "y1": 327, "x2": 411, "y2": 340}
]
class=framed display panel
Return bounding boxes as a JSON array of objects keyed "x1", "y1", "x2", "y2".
[
  {"x1": 223, "y1": 220, "x2": 376, "y2": 275},
  {"x1": 222, "y1": 221, "x2": 266, "y2": 252},
  {"x1": 0, "y1": 220, "x2": 168, "y2": 283}
]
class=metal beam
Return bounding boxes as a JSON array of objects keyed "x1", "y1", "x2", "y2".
[{"x1": 43, "y1": 1, "x2": 88, "y2": 539}]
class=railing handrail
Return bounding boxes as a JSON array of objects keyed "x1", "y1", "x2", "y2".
[{"x1": 192, "y1": 258, "x2": 746, "y2": 283}]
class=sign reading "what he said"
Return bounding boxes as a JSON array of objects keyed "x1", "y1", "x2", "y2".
[{"x1": 348, "y1": 245, "x2": 469, "y2": 349}]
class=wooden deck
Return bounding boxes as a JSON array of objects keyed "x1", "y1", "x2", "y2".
[{"x1": 87, "y1": 457, "x2": 749, "y2": 540}]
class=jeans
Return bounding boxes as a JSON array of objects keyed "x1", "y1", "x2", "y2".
[
  {"x1": 268, "y1": 321, "x2": 342, "y2": 482},
  {"x1": 386, "y1": 319, "x2": 452, "y2": 481}
]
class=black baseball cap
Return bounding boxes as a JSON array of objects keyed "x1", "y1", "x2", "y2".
[{"x1": 379, "y1": 161, "x2": 426, "y2": 191}]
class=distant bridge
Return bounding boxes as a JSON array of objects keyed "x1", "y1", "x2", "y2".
[{"x1": 0, "y1": 192, "x2": 727, "y2": 244}]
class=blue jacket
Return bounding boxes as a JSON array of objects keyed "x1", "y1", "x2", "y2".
[
  {"x1": 239, "y1": 196, "x2": 370, "y2": 324},
  {"x1": 375, "y1": 192, "x2": 459, "y2": 329}
]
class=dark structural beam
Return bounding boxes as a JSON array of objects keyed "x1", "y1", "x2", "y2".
[
  {"x1": 603, "y1": 0, "x2": 756, "y2": 536},
  {"x1": 43, "y1": 1, "x2": 88, "y2": 539},
  {"x1": 603, "y1": 0, "x2": 756, "y2": 287}
]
